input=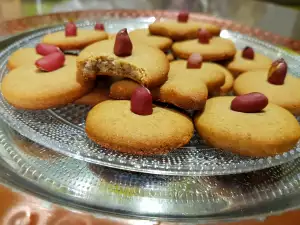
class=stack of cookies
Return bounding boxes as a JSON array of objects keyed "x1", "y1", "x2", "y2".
[{"x1": 2, "y1": 12, "x2": 300, "y2": 158}]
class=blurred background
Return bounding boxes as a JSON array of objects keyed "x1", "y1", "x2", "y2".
[{"x1": 1, "y1": 0, "x2": 300, "y2": 22}]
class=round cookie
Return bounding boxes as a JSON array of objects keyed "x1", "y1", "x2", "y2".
[
  {"x1": 149, "y1": 20, "x2": 221, "y2": 41},
  {"x1": 7, "y1": 48, "x2": 41, "y2": 70},
  {"x1": 172, "y1": 37, "x2": 236, "y2": 61},
  {"x1": 194, "y1": 96, "x2": 300, "y2": 157},
  {"x1": 129, "y1": 29, "x2": 173, "y2": 51},
  {"x1": 227, "y1": 50, "x2": 272, "y2": 76},
  {"x1": 233, "y1": 70, "x2": 300, "y2": 115},
  {"x1": 2, "y1": 55, "x2": 94, "y2": 110},
  {"x1": 42, "y1": 29, "x2": 108, "y2": 50},
  {"x1": 86, "y1": 100, "x2": 194, "y2": 155},
  {"x1": 77, "y1": 40, "x2": 169, "y2": 88}
]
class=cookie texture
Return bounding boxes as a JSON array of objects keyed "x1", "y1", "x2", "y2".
[
  {"x1": 194, "y1": 96, "x2": 300, "y2": 157},
  {"x1": 227, "y1": 50, "x2": 272, "y2": 75},
  {"x1": 2, "y1": 55, "x2": 94, "y2": 110},
  {"x1": 129, "y1": 28, "x2": 173, "y2": 51},
  {"x1": 86, "y1": 100, "x2": 194, "y2": 155},
  {"x1": 172, "y1": 37, "x2": 236, "y2": 61},
  {"x1": 110, "y1": 61, "x2": 225, "y2": 110},
  {"x1": 77, "y1": 40, "x2": 169, "y2": 88},
  {"x1": 42, "y1": 30, "x2": 108, "y2": 50},
  {"x1": 7, "y1": 48, "x2": 41, "y2": 70},
  {"x1": 149, "y1": 20, "x2": 221, "y2": 41},
  {"x1": 211, "y1": 64, "x2": 234, "y2": 95},
  {"x1": 166, "y1": 52, "x2": 175, "y2": 61},
  {"x1": 233, "y1": 70, "x2": 300, "y2": 115}
]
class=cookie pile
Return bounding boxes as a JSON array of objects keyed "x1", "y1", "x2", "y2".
[{"x1": 2, "y1": 13, "x2": 300, "y2": 157}]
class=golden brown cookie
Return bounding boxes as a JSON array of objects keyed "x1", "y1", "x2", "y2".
[
  {"x1": 7, "y1": 48, "x2": 41, "y2": 70},
  {"x1": 86, "y1": 100, "x2": 194, "y2": 155},
  {"x1": 172, "y1": 37, "x2": 236, "y2": 61},
  {"x1": 227, "y1": 50, "x2": 272, "y2": 76},
  {"x1": 77, "y1": 40, "x2": 169, "y2": 88},
  {"x1": 42, "y1": 29, "x2": 108, "y2": 50},
  {"x1": 2, "y1": 55, "x2": 94, "y2": 110},
  {"x1": 110, "y1": 61, "x2": 225, "y2": 110},
  {"x1": 233, "y1": 69, "x2": 300, "y2": 115},
  {"x1": 129, "y1": 28, "x2": 173, "y2": 51},
  {"x1": 74, "y1": 77, "x2": 117, "y2": 106},
  {"x1": 166, "y1": 52, "x2": 175, "y2": 61},
  {"x1": 194, "y1": 96, "x2": 300, "y2": 157},
  {"x1": 149, "y1": 20, "x2": 221, "y2": 41},
  {"x1": 211, "y1": 64, "x2": 234, "y2": 95}
]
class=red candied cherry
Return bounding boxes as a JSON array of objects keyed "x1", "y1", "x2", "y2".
[
  {"x1": 114, "y1": 28, "x2": 133, "y2": 57},
  {"x1": 95, "y1": 23, "x2": 105, "y2": 31},
  {"x1": 35, "y1": 51, "x2": 65, "y2": 72},
  {"x1": 178, "y1": 10, "x2": 189, "y2": 23},
  {"x1": 197, "y1": 29, "x2": 212, "y2": 44},
  {"x1": 267, "y1": 58, "x2": 288, "y2": 85},
  {"x1": 242, "y1": 46, "x2": 254, "y2": 60},
  {"x1": 187, "y1": 53, "x2": 203, "y2": 69},
  {"x1": 131, "y1": 87, "x2": 153, "y2": 115},
  {"x1": 231, "y1": 92, "x2": 268, "y2": 113},
  {"x1": 36, "y1": 43, "x2": 61, "y2": 56},
  {"x1": 65, "y1": 22, "x2": 77, "y2": 36}
]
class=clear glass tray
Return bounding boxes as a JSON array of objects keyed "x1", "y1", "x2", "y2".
[
  {"x1": 0, "y1": 120, "x2": 300, "y2": 222},
  {"x1": 0, "y1": 19, "x2": 300, "y2": 176}
]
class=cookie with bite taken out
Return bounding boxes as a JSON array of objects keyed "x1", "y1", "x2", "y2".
[{"x1": 77, "y1": 28, "x2": 169, "y2": 88}]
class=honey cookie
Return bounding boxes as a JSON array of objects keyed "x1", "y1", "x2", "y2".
[
  {"x1": 2, "y1": 55, "x2": 94, "y2": 110},
  {"x1": 149, "y1": 11, "x2": 221, "y2": 41},
  {"x1": 227, "y1": 47, "x2": 272, "y2": 76},
  {"x1": 233, "y1": 59, "x2": 300, "y2": 115},
  {"x1": 86, "y1": 100, "x2": 194, "y2": 155},
  {"x1": 77, "y1": 29, "x2": 169, "y2": 88},
  {"x1": 74, "y1": 77, "x2": 118, "y2": 106},
  {"x1": 212, "y1": 64, "x2": 234, "y2": 95},
  {"x1": 129, "y1": 28, "x2": 173, "y2": 51},
  {"x1": 166, "y1": 52, "x2": 175, "y2": 61},
  {"x1": 194, "y1": 94, "x2": 300, "y2": 157},
  {"x1": 110, "y1": 57, "x2": 225, "y2": 110},
  {"x1": 172, "y1": 34, "x2": 236, "y2": 61},
  {"x1": 7, "y1": 48, "x2": 41, "y2": 70},
  {"x1": 42, "y1": 22, "x2": 108, "y2": 50},
  {"x1": 7, "y1": 43, "x2": 62, "y2": 70}
]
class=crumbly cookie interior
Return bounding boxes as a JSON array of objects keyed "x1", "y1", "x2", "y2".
[{"x1": 81, "y1": 56, "x2": 147, "y2": 85}]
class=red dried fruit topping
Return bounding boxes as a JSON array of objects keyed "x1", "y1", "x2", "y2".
[
  {"x1": 35, "y1": 51, "x2": 65, "y2": 72},
  {"x1": 242, "y1": 46, "x2": 254, "y2": 60},
  {"x1": 95, "y1": 23, "x2": 105, "y2": 31},
  {"x1": 197, "y1": 29, "x2": 212, "y2": 44},
  {"x1": 36, "y1": 43, "x2": 61, "y2": 56},
  {"x1": 65, "y1": 22, "x2": 77, "y2": 37},
  {"x1": 187, "y1": 53, "x2": 203, "y2": 69},
  {"x1": 131, "y1": 87, "x2": 153, "y2": 115},
  {"x1": 114, "y1": 28, "x2": 133, "y2": 57},
  {"x1": 231, "y1": 92, "x2": 268, "y2": 113},
  {"x1": 178, "y1": 11, "x2": 189, "y2": 23},
  {"x1": 267, "y1": 58, "x2": 288, "y2": 85}
]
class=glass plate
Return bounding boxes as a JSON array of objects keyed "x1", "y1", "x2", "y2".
[
  {"x1": 1, "y1": 121, "x2": 300, "y2": 222},
  {"x1": 0, "y1": 19, "x2": 300, "y2": 176}
]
